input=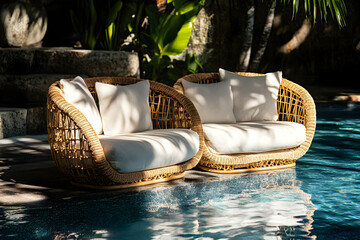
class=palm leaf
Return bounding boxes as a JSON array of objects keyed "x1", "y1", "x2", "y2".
[{"x1": 279, "y1": 0, "x2": 347, "y2": 27}]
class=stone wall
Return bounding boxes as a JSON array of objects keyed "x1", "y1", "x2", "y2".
[
  {"x1": 0, "y1": 47, "x2": 139, "y2": 107},
  {"x1": 0, "y1": 108, "x2": 26, "y2": 138},
  {"x1": 0, "y1": 47, "x2": 139, "y2": 136}
]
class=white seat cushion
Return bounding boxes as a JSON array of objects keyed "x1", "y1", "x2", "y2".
[
  {"x1": 219, "y1": 69, "x2": 282, "y2": 122},
  {"x1": 181, "y1": 79, "x2": 236, "y2": 124},
  {"x1": 98, "y1": 129, "x2": 200, "y2": 173},
  {"x1": 60, "y1": 76, "x2": 103, "y2": 134},
  {"x1": 203, "y1": 121, "x2": 306, "y2": 154},
  {"x1": 96, "y1": 80, "x2": 153, "y2": 136}
]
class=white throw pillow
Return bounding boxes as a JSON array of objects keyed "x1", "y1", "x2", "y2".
[
  {"x1": 219, "y1": 68, "x2": 282, "y2": 121},
  {"x1": 182, "y1": 79, "x2": 236, "y2": 124},
  {"x1": 60, "y1": 76, "x2": 103, "y2": 134},
  {"x1": 96, "y1": 80, "x2": 153, "y2": 136}
]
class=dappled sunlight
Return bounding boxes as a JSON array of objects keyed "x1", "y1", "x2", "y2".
[
  {"x1": 232, "y1": 82, "x2": 279, "y2": 112},
  {"x1": 0, "y1": 183, "x2": 48, "y2": 205},
  {"x1": 0, "y1": 135, "x2": 48, "y2": 145},
  {"x1": 102, "y1": 91, "x2": 143, "y2": 133},
  {"x1": 219, "y1": 70, "x2": 282, "y2": 122},
  {"x1": 182, "y1": 78, "x2": 236, "y2": 123},
  {"x1": 96, "y1": 81, "x2": 152, "y2": 135},
  {"x1": 192, "y1": 94, "x2": 207, "y2": 106}
]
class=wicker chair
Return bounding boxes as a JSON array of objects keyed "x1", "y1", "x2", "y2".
[
  {"x1": 174, "y1": 72, "x2": 316, "y2": 173},
  {"x1": 47, "y1": 77, "x2": 203, "y2": 189}
]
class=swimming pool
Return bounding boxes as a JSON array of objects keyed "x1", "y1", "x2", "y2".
[{"x1": 1, "y1": 103, "x2": 359, "y2": 239}]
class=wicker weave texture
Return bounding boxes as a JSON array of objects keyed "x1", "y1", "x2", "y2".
[
  {"x1": 47, "y1": 77, "x2": 204, "y2": 188},
  {"x1": 174, "y1": 72, "x2": 316, "y2": 173}
]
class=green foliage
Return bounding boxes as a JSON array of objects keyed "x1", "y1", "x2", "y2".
[
  {"x1": 70, "y1": 0, "x2": 347, "y2": 84},
  {"x1": 143, "y1": 53, "x2": 204, "y2": 86},
  {"x1": 166, "y1": 53, "x2": 204, "y2": 85},
  {"x1": 71, "y1": 0, "x2": 204, "y2": 84},
  {"x1": 70, "y1": 0, "x2": 100, "y2": 50},
  {"x1": 278, "y1": 0, "x2": 347, "y2": 27},
  {"x1": 101, "y1": 0, "x2": 124, "y2": 50},
  {"x1": 70, "y1": 0, "x2": 139, "y2": 51},
  {"x1": 140, "y1": 0, "x2": 205, "y2": 82}
]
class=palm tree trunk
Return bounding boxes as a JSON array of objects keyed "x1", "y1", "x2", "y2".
[
  {"x1": 279, "y1": 19, "x2": 311, "y2": 54},
  {"x1": 248, "y1": 0, "x2": 275, "y2": 72},
  {"x1": 237, "y1": 4, "x2": 255, "y2": 71}
]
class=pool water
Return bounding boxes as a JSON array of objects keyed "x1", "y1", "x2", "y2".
[{"x1": 1, "y1": 103, "x2": 360, "y2": 239}]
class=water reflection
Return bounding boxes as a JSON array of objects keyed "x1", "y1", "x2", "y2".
[
  {"x1": 141, "y1": 170, "x2": 316, "y2": 239},
  {"x1": 2, "y1": 103, "x2": 359, "y2": 239},
  {"x1": 1, "y1": 168, "x2": 316, "y2": 239}
]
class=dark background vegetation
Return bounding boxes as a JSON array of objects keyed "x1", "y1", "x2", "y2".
[
  {"x1": 26, "y1": 0, "x2": 360, "y2": 89},
  {"x1": 264, "y1": 1, "x2": 360, "y2": 88}
]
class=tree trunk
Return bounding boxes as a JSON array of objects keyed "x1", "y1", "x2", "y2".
[
  {"x1": 237, "y1": 3, "x2": 255, "y2": 71},
  {"x1": 186, "y1": 0, "x2": 278, "y2": 73},
  {"x1": 248, "y1": 0, "x2": 275, "y2": 72}
]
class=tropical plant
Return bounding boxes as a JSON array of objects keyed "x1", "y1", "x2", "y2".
[
  {"x1": 167, "y1": 53, "x2": 204, "y2": 83},
  {"x1": 140, "y1": 0, "x2": 205, "y2": 82},
  {"x1": 279, "y1": 0, "x2": 347, "y2": 28},
  {"x1": 70, "y1": 0, "x2": 347, "y2": 82},
  {"x1": 70, "y1": 0, "x2": 100, "y2": 50},
  {"x1": 71, "y1": 0, "x2": 204, "y2": 84},
  {"x1": 101, "y1": 0, "x2": 124, "y2": 50}
]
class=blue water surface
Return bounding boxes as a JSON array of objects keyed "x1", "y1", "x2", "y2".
[
  {"x1": 0, "y1": 103, "x2": 359, "y2": 239},
  {"x1": 296, "y1": 103, "x2": 360, "y2": 239}
]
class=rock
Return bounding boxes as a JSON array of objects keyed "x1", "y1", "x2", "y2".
[
  {"x1": 26, "y1": 106, "x2": 47, "y2": 134},
  {"x1": 0, "y1": 1, "x2": 47, "y2": 47},
  {"x1": 0, "y1": 106, "x2": 48, "y2": 138},
  {"x1": 0, "y1": 108, "x2": 27, "y2": 139},
  {"x1": 0, "y1": 74, "x2": 77, "y2": 106},
  {"x1": 0, "y1": 48, "x2": 35, "y2": 74},
  {"x1": 33, "y1": 48, "x2": 140, "y2": 77}
]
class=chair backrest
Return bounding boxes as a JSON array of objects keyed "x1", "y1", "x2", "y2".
[
  {"x1": 174, "y1": 73, "x2": 220, "y2": 94},
  {"x1": 58, "y1": 76, "x2": 194, "y2": 130},
  {"x1": 174, "y1": 72, "x2": 312, "y2": 126}
]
